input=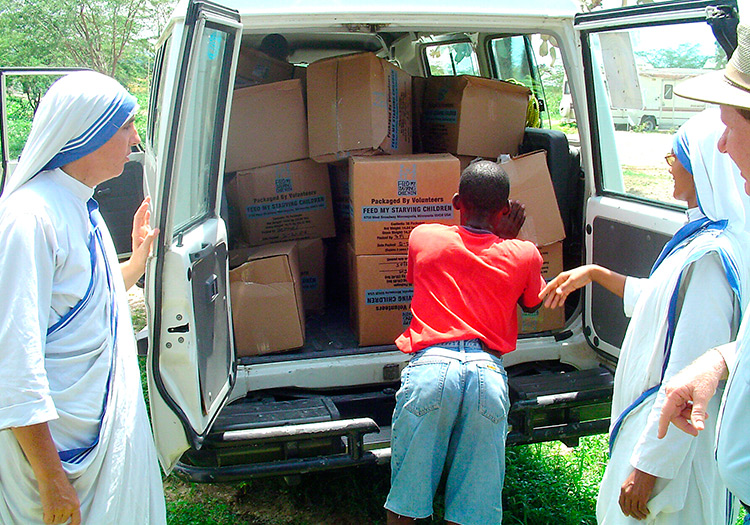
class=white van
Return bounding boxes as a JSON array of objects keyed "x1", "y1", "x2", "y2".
[{"x1": 143, "y1": 0, "x2": 738, "y2": 481}]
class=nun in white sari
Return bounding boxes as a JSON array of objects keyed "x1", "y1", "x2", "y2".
[
  {"x1": 0, "y1": 72, "x2": 165, "y2": 524},
  {"x1": 541, "y1": 108, "x2": 750, "y2": 524},
  {"x1": 597, "y1": 109, "x2": 750, "y2": 524}
]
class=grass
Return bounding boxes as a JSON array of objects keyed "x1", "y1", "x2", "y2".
[
  {"x1": 156, "y1": 437, "x2": 606, "y2": 525},
  {"x1": 622, "y1": 166, "x2": 681, "y2": 204}
]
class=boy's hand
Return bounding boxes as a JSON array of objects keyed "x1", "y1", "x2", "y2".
[
  {"x1": 493, "y1": 200, "x2": 525, "y2": 239},
  {"x1": 538, "y1": 266, "x2": 593, "y2": 309}
]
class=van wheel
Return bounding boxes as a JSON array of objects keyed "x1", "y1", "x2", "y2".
[{"x1": 640, "y1": 116, "x2": 657, "y2": 132}]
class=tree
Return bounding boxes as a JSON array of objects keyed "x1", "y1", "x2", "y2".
[
  {"x1": 636, "y1": 43, "x2": 711, "y2": 69},
  {"x1": 0, "y1": 0, "x2": 175, "y2": 85}
]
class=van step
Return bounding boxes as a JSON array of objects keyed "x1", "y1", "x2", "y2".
[
  {"x1": 509, "y1": 366, "x2": 613, "y2": 402},
  {"x1": 506, "y1": 367, "x2": 613, "y2": 446},
  {"x1": 210, "y1": 396, "x2": 340, "y2": 434}
]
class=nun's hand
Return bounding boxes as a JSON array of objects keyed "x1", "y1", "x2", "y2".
[
  {"x1": 120, "y1": 197, "x2": 158, "y2": 290},
  {"x1": 619, "y1": 468, "x2": 655, "y2": 520}
]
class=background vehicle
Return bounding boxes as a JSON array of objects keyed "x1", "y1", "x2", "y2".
[
  {"x1": 143, "y1": 0, "x2": 738, "y2": 482},
  {"x1": 609, "y1": 67, "x2": 709, "y2": 131}
]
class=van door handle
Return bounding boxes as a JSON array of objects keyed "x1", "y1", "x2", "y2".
[{"x1": 206, "y1": 274, "x2": 219, "y2": 303}]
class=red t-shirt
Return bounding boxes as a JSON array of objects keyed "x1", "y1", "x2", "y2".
[{"x1": 395, "y1": 224, "x2": 546, "y2": 355}]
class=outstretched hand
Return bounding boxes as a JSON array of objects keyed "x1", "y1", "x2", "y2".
[
  {"x1": 120, "y1": 197, "x2": 158, "y2": 290},
  {"x1": 493, "y1": 200, "x2": 526, "y2": 239},
  {"x1": 538, "y1": 266, "x2": 594, "y2": 309}
]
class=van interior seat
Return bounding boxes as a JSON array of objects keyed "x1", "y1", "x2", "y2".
[{"x1": 520, "y1": 127, "x2": 582, "y2": 243}]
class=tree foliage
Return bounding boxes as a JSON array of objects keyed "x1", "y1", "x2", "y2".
[
  {"x1": 0, "y1": 0, "x2": 175, "y2": 85},
  {"x1": 636, "y1": 43, "x2": 712, "y2": 69}
]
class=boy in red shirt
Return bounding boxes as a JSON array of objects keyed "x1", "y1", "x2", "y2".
[{"x1": 385, "y1": 160, "x2": 546, "y2": 525}]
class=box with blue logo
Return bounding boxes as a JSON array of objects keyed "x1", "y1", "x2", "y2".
[
  {"x1": 307, "y1": 52, "x2": 412, "y2": 162},
  {"x1": 348, "y1": 247, "x2": 412, "y2": 347},
  {"x1": 226, "y1": 159, "x2": 335, "y2": 246},
  {"x1": 348, "y1": 153, "x2": 460, "y2": 255},
  {"x1": 422, "y1": 75, "x2": 530, "y2": 158}
]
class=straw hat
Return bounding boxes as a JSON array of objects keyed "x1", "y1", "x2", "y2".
[{"x1": 676, "y1": 22, "x2": 750, "y2": 110}]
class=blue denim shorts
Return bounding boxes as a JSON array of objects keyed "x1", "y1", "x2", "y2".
[{"x1": 384, "y1": 339, "x2": 510, "y2": 525}]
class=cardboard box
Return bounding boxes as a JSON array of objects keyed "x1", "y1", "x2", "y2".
[
  {"x1": 328, "y1": 161, "x2": 351, "y2": 238},
  {"x1": 518, "y1": 241, "x2": 565, "y2": 334},
  {"x1": 297, "y1": 238, "x2": 326, "y2": 313},
  {"x1": 226, "y1": 159, "x2": 336, "y2": 246},
  {"x1": 412, "y1": 76, "x2": 428, "y2": 153},
  {"x1": 225, "y1": 79, "x2": 308, "y2": 172},
  {"x1": 349, "y1": 249, "x2": 413, "y2": 346},
  {"x1": 501, "y1": 150, "x2": 565, "y2": 247},
  {"x1": 307, "y1": 52, "x2": 413, "y2": 162},
  {"x1": 422, "y1": 75, "x2": 530, "y2": 158},
  {"x1": 235, "y1": 47, "x2": 295, "y2": 87},
  {"x1": 349, "y1": 153, "x2": 460, "y2": 255},
  {"x1": 229, "y1": 242, "x2": 305, "y2": 356}
]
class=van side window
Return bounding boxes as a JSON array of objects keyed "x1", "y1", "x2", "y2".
[
  {"x1": 147, "y1": 36, "x2": 172, "y2": 150},
  {"x1": 488, "y1": 34, "x2": 560, "y2": 128},
  {"x1": 424, "y1": 42, "x2": 479, "y2": 76},
  {"x1": 587, "y1": 22, "x2": 724, "y2": 205},
  {"x1": 172, "y1": 26, "x2": 233, "y2": 232}
]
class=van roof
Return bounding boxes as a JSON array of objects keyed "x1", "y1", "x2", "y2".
[{"x1": 170, "y1": 0, "x2": 579, "y2": 26}]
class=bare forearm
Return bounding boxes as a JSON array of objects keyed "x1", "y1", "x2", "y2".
[
  {"x1": 11, "y1": 423, "x2": 81, "y2": 524},
  {"x1": 11, "y1": 422, "x2": 66, "y2": 483},
  {"x1": 120, "y1": 259, "x2": 144, "y2": 291},
  {"x1": 588, "y1": 265, "x2": 627, "y2": 298}
]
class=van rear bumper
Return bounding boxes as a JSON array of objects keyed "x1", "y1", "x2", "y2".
[{"x1": 172, "y1": 367, "x2": 613, "y2": 482}]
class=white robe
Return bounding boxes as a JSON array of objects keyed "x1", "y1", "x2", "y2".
[
  {"x1": 0, "y1": 169, "x2": 165, "y2": 524},
  {"x1": 596, "y1": 235, "x2": 743, "y2": 524}
]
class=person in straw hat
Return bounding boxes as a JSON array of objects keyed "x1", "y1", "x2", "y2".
[
  {"x1": 0, "y1": 71, "x2": 165, "y2": 524},
  {"x1": 658, "y1": 20, "x2": 750, "y2": 520}
]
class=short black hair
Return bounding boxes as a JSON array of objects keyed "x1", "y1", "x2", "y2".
[{"x1": 458, "y1": 160, "x2": 510, "y2": 213}]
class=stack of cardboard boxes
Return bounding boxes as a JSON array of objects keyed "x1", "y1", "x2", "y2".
[
  {"x1": 225, "y1": 50, "x2": 333, "y2": 357},
  {"x1": 225, "y1": 47, "x2": 567, "y2": 354}
]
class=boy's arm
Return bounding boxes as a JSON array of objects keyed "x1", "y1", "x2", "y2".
[
  {"x1": 518, "y1": 249, "x2": 546, "y2": 313},
  {"x1": 518, "y1": 295, "x2": 542, "y2": 313}
]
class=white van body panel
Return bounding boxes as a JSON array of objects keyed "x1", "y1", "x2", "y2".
[{"x1": 145, "y1": 0, "x2": 735, "y2": 479}]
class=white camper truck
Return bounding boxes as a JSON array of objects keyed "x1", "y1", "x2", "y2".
[
  {"x1": 139, "y1": 0, "x2": 737, "y2": 481},
  {"x1": 610, "y1": 68, "x2": 710, "y2": 131}
]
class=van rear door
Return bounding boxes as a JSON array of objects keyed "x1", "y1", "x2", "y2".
[
  {"x1": 146, "y1": 0, "x2": 241, "y2": 471},
  {"x1": 574, "y1": 0, "x2": 737, "y2": 359}
]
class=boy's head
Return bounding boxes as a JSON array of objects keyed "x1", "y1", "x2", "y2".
[{"x1": 453, "y1": 160, "x2": 510, "y2": 225}]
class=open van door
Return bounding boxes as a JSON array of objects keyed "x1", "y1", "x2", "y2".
[
  {"x1": 146, "y1": 0, "x2": 241, "y2": 471},
  {"x1": 574, "y1": 0, "x2": 738, "y2": 359}
]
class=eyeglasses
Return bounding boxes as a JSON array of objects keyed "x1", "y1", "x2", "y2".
[{"x1": 665, "y1": 152, "x2": 676, "y2": 167}]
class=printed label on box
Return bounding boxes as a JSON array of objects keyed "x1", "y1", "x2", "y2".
[
  {"x1": 424, "y1": 108, "x2": 459, "y2": 124},
  {"x1": 361, "y1": 204, "x2": 453, "y2": 221},
  {"x1": 397, "y1": 164, "x2": 417, "y2": 196},
  {"x1": 301, "y1": 275, "x2": 318, "y2": 291},
  {"x1": 246, "y1": 194, "x2": 326, "y2": 219},
  {"x1": 365, "y1": 288, "x2": 414, "y2": 305},
  {"x1": 389, "y1": 70, "x2": 400, "y2": 149}
]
